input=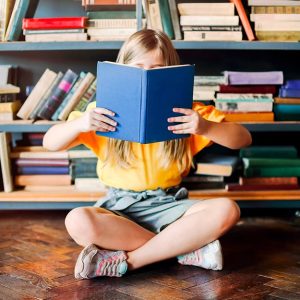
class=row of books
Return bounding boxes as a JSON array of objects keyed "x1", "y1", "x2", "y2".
[{"x1": 249, "y1": 0, "x2": 300, "y2": 41}]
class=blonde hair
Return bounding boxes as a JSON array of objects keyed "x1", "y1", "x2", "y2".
[{"x1": 103, "y1": 29, "x2": 192, "y2": 172}]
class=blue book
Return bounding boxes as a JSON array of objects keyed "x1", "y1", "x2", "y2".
[
  {"x1": 96, "y1": 61, "x2": 195, "y2": 144},
  {"x1": 279, "y1": 87, "x2": 300, "y2": 98},
  {"x1": 17, "y1": 166, "x2": 69, "y2": 175},
  {"x1": 285, "y1": 80, "x2": 300, "y2": 89}
]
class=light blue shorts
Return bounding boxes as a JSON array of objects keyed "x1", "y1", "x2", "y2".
[{"x1": 94, "y1": 187, "x2": 200, "y2": 233}]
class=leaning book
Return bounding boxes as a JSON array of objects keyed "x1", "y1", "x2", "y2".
[{"x1": 96, "y1": 61, "x2": 195, "y2": 143}]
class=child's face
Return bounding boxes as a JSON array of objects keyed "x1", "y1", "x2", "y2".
[{"x1": 129, "y1": 49, "x2": 165, "y2": 70}]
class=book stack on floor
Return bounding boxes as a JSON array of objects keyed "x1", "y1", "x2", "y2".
[
  {"x1": 184, "y1": 153, "x2": 242, "y2": 190},
  {"x1": 68, "y1": 145, "x2": 107, "y2": 192},
  {"x1": 216, "y1": 70, "x2": 284, "y2": 122},
  {"x1": 83, "y1": 0, "x2": 139, "y2": 40},
  {"x1": 248, "y1": 0, "x2": 300, "y2": 41},
  {"x1": 0, "y1": 65, "x2": 21, "y2": 122},
  {"x1": 178, "y1": 2, "x2": 243, "y2": 41},
  {"x1": 22, "y1": 17, "x2": 88, "y2": 42},
  {"x1": 16, "y1": 68, "x2": 96, "y2": 121},
  {"x1": 226, "y1": 146, "x2": 300, "y2": 191},
  {"x1": 274, "y1": 79, "x2": 300, "y2": 120},
  {"x1": 193, "y1": 75, "x2": 225, "y2": 104}
]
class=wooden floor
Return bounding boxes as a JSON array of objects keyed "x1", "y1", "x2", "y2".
[{"x1": 0, "y1": 210, "x2": 299, "y2": 300}]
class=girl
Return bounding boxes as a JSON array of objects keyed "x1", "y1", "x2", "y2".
[{"x1": 43, "y1": 29, "x2": 252, "y2": 279}]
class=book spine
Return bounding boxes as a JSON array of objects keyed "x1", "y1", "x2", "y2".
[
  {"x1": 140, "y1": 70, "x2": 148, "y2": 143},
  {"x1": 167, "y1": 0, "x2": 182, "y2": 40},
  {"x1": 226, "y1": 183, "x2": 299, "y2": 191},
  {"x1": 74, "y1": 79, "x2": 97, "y2": 111},
  {"x1": 244, "y1": 166, "x2": 300, "y2": 177},
  {"x1": 279, "y1": 88, "x2": 300, "y2": 98},
  {"x1": 0, "y1": 132, "x2": 13, "y2": 192},
  {"x1": 285, "y1": 80, "x2": 300, "y2": 89},
  {"x1": 17, "y1": 166, "x2": 69, "y2": 175},
  {"x1": 182, "y1": 26, "x2": 242, "y2": 31},
  {"x1": 215, "y1": 101, "x2": 273, "y2": 112},
  {"x1": 158, "y1": 0, "x2": 174, "y2": 39},
  {"x1": 37, "y1": 69, "x2": 78, "y2": 120},
  {"x1": 252, "y1": 6, "x2": 300, "y2": 14},
  {"x1": 239, "y1": 176, "x2": 298, "y2": 185},
  {"x1": 274, "y1": 104, "x2": 300, "y2": 121},
  {"x1": 219, "y1": 84, "x2": 277, "y2": 94},
  {"x1": 87, "y1": 11, "x2": 136, "y2": 19}
]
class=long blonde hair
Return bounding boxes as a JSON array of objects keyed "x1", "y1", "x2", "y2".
[{"x1": 103, "y1": 29, "x2": 192, "y2": 172}]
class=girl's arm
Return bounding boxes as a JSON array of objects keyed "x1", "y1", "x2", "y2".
[
  {"x1": 167, "y1": 108, "x2": 252, "y2": 149},
  {"x1": 43, "y1": 107, "x2": 117, "y2": 151}
]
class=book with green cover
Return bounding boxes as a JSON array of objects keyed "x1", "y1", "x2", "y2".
[
  {"x1": 159, "y1": 0, "x2": 175, "y2": 39},
  {"x1": 243, "y1": 166, "x2": 300, "y2": 177},
  {"x1": 243, "y1": 157, "x2": 300, "y2": 167},
  {"x1": 240, "y1": 146, "x2": 298, "y2": 158}
]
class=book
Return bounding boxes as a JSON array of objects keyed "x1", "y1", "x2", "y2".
[
  {"x1": 0, "y1": 84, "x2": 20, "y2": 94},
  {"x1": 16, "y1": 166, "x2": 69, "y2": 175},
  {"x1": 14, "y1": 158, "x2": 69, "y2": 167},
  {"x1": 74, "y1": 178, "x2": 107, "y2": 192},
  {"x1": 0, "y1": 100, "x2": 21, "y2": 112},
  {"x1": 255, "y1": 22, "x2": 300, "y2": 31},
  {"x1": 195, "y1": 154, "x2": 240, "y2": 177},
  {"x1": 96, "y1": 61, "x2": 194, "y2": 143},
  {"x1": 279, "y1": 88, "x2": 300, "y2": 98},
  {"x1": 248, "y1": 0, "x2": 300, "y2": 6},
  {"x1": 10, "y1": 151, "x2": 68, "y2": 159},
  {"x1": 239, "y1": 176, "x2": 298, "y2": 185},
  {"x1": 0, "y1": 0, "x2": 15, "y2": 41},
  {"x1": 251, "y1": 6, "x2": 300, "y2": 14},
  {"x1": 182, "y1": 26, "x2": 242, "y2": 31},
  {"x1": 243, "y1": 157, "x2": 300, "y2": 167},
  {"x1": 184, "y1": 31, "x2": 243, "y2": 41},
  {"x1": 0, "y1": 132, "x2": 13, "y2": 192},
  {"x1": 226, "y1": 183, "x2": 299, "y2": 191},
  {"x1": 251, "y1": 13, "x2": 300, "y2": 22},
  {"x1": 216, "y1": 93, "x2": 273, "y2": 101},
  {"x1": 17, "y1": 69, "x2": 57, "y2": 120},
  {"x1": 87, "y1": 11, "x2": 136, "y2": 19},
  {"x1": 230, "y1": 0, "x2": 256, "y2": 41},
  {"x1": 240, "y1": 146, "x2": 298, "y2": 158},
  {"x1": 274, "y1": 97, "x2": 300, "y2": 104},
  {"x1": 74, "y1": 79, "x2": 97, "y2": 112},
  {"x1": 177, "y1": 3, "x2": 235, "y2": 16},
  {"x1": 180, "y1": 16, "x2": 239, "y2": 26},
  {"x1": 87, "y1": 18, "x2": 142, "y2": 28},
  {"x1": 285, "y1": 80, "x2": 300, "y2": 89},
  {"x1": 159, "y1": 0, "x2": 174, "y2": 39},
  {"x1": 0, "y1": 111, "x2": 16, "y2": 121},
  {"x1": 37, "y1": 69, "x2": 78, "y2": 120},
  {"x1": 223, "y1": 112, "x2": 274, "y2": 122},
  {"x1": 84, "y1": 4, "x2": 136, "y2": 11},
  {"x1": 215, "y1": 101, "x2": 273, "y2": 112},
  {"x1": 224, "y1": 71, "x2": 284, "y2": 85},
  {"x1": 167, "y1": 0, "x2": 182, "y2": 40},
  {"x1": 23, "y1": 29, "x2": 86, "y2": 35},
  {"x1": 256, "y1": 30, "x2": 300, "y2": 41},
  {"x1": 146, "y1": 0, "x2": 163, "y2": 31},
  {"x1": 274, "y1": 104, "x2": 300, "y2": 121},
  {"x1": 219, "y1": 84, "x2": 277, "y2": 94},
  {"x1": 5, "y1": 0, "x2": 30, "y2": 41},
  {"x1": 14, "y1": 174, "x2": 72, "y2": 186},
  {"x1": 25, "y1": 33, "x2": 88, "y2": 42},
  {"x1": 22, "y1": 17, "x2": 87, "y2": 30}
]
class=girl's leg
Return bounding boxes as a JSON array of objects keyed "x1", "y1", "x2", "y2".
[
  {"x1": 65, "y1": 206, "x2": 155, "y2": 251},
  {"x1": 126, "y1": 197, "x2": 240, "y2": 270}
]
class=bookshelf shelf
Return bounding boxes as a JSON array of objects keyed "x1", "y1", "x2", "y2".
[
  {"x1": 0, "y1": 188, "x2": 299, "y2": 210},
  {"x1": 2, "y1": 121, "x2": 300, "y2": 132},
  {"x1": 1, "y1": 41, "x2": 300, "y2": 52}
]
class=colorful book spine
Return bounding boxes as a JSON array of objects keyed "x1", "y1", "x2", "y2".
[
  {"x1": 243, "y1": 166, "x2": 300, "y2": 177},
  {"x1": 285, "y1": 80, "x2": 300, "y2": 89},
  {"x1": 219, "y1": 85, "x2": 277, "y2": 94},
  {"x1": 22, "y1": 17, "x2": 87, "y2": 30},
  {"x1": 37, "y1": 69, "x2": 78, "y2": 120},
  {"x1": 240, "y1": 146, "x2": 298, "y2": 158},
  {"x1": 279, "y1": 88, "x2": 300, "y2": 98},
  {"x1": 226, "y1": 183, "x2": 299, "y2": 191},
  {"x1": 74, "y1": 79, "x2": 97, "y2": 111},
  {"x1": 223, "y1": 112, "x2": 274, "y2": 122},
  {"x1": 274, "y1": 104, "x2": 300, "y2": 121},
  {"x1": 17, "y1": 166, "x2": 69, "y2": 175},
  {"x1": 51, "y1": 72, "x2": 86, "y2": 121},
  {"x1": 159, "y1": 0, "x2": 174, "y2": 39}
]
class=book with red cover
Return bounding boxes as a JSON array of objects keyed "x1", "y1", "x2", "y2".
[
  {"x1": 22, "y1": 17, "x2": 87, "y2": 30},
  {"x1": 226, "y1": 183, "x2": 299, "y2": 191},
  {"x1": 219, "y1": 85, "x2": 277, "y2": 94}
]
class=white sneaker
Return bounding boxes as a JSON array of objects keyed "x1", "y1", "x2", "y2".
[{"x1": 177, "y1": 240, "x2": 223, "y2": 271}]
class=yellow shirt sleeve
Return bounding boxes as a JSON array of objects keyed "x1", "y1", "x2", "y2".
[
  {"x1": 67, "y1": 102, "x2": 107, "y2": 158},
  {"x1": 189, "y1": 102, "x2": 225, "y2": 156}
]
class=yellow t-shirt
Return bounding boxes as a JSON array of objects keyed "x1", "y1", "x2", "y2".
[{"x1": 68, "y1": 102, "x2": 225, "y2": 191}]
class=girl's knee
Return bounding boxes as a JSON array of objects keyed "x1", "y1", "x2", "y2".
[
  {"x1": 217, "y1": 197, "x2": 240, "y2": 232},
  {"x1": 65, "y1": 207, "x2": 103, "y2": 245}
]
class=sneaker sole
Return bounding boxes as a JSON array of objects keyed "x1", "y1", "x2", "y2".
[{"x1": 74, "y1": 244, "x2": 97, "y2": 279}]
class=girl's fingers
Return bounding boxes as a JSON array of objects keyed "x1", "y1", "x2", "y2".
[
  {"x1": 172, "y1": 107, "x2": 194, "y2": 115},
  {"x1": 94, "y1": 107, "x2": 115, "y2": 116},
  {"x1": 168, "y1": 123, "x2": 191, "y2": 131},
  {"x1": 92, "y1": 120, "x2": 116, "y2": 131},
  {"x1": 92, "y1": 113, "x2": 117, "y2": 126},
  {"x1": 167, "y1": 116, "x2": 190, "y2": 123}
]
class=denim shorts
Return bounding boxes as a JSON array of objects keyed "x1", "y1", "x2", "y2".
[{"x1": 93, "y1": 187, "x2": 200, "y2": 233}]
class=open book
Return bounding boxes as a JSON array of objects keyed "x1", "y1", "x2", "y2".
[{"x1": 96, "y1": 61, "x2": 195, "y2": 143}]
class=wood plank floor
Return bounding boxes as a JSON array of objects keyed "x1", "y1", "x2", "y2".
[{"x1": 0, "y1": 210, "x2": 299, "y2": 300}]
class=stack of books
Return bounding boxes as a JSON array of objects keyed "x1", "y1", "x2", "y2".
[
  {"x1": 16, "y1": 68, "x2": 96, "y2": 121},
  {"x1": 0, "y1": 65, "x2": 21, "y2": 122},
  {"x1": 216, "y1": 70, "x2": 284, "y2": 122},
  {"x1": 178, "y1": 2, "x2": 243, "y2": 41},
  {"x1": 22, "y1": 17, "x2": 88, "y2": 42},
  {"x1": 193, "y1": 75, "x2": 225, "y2": 103},
  {"x1": 274, "y1": 79, "x2": 300, "y2": 120},
  {"x1": 248, "y1": 0, "x2": 300, "y2": 41},
  {"x1": 83, "y1": 0, "x2": 139, "y2": 40},
  {"x1": 227, "y1": 145, "x2": 300, "y2": 191}
]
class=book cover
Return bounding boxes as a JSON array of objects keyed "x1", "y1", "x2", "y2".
[
  {"x1": 256, "y1": 31, "x2": 300, "y2": 41},
  {"x1": 243, "y1": 157, "x2": 300, "y2": 168},
  {"x1": 14, "y1": 174, "x2": 72, "y2": 186},
  {"x1": 279, "y1": 88, "x2": 300, "y2": 98},
  {"x1": 180, "y1": 16, "x2": 239, "y2": 26},
  {"x1": 184, "y1": 31, "x2": 242, "y2": 41},
  {"x1": 219, "y1": 84, "x2": 277, "y2": 94},
  {"x1": 249, "y1": 0, "x2": 300, "y2": 5},
  {"x1": 87, "y1": 11, "x2": 136, "y2": 19},
  {"x1": 224, "y1": 71, "x2": 284, "y2": 85},
  {"x1": 215, "y1": 101, "x2": 273, "y2": 112},
  {"x1": 14, "y1": 158, "x2": 69, "y2": 167},
  {"x1": 230, "y1": 0, "x2": 256, "y2": 41},
  {"x1": 223, "y1": 112, "x2": 274, "y2": 122},
  {"x1": 285, "y1": 80, "x2": 300, "y2": 89},
  {"x1": 274, "y1": 104, "x2": 300, "y2": 121},
  {"x1": 240, "y1": 146, "x2": 298, "y2": 158},
  {"x1": 274, "y1": 97, "x2": 300, "y2": 104},
  {"x1": 22, "y1": 17, "x2": 87, "y2": 30},
  {"x1": 239, "y1": 176, "x2": 298, "y2": 185},
  {"x1": 252, "y1": 6, "x2": 300, "y2": 14},
  {"x1": 0, "y1": 132, "x2": 13, "y2": 192},
  {"x1": 16, "y1": 166, "x2": 69, "y2": 175},
  {"x1": 177, "y1": 3, "x2": 235, "y2": 16},
  {"x1": 159, "y1": 0, "x2": 175, "y2": 39},
  {"x1": 196, "y1": 154, "x2": 241, "y2": 177},
  {"x1": 226, "y1": 183, "x2": 299, "y2": 191},
  {"x1": 96, "y1": 61, "x2": 194, "y2": 143},
  {"x1": 167, "y1": 0, "x2": 182, "y2": 40}
]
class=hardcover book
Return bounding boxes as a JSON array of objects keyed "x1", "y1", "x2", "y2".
[{"x1": 96, "y1": 61, "x2": 194, "y2": 143}]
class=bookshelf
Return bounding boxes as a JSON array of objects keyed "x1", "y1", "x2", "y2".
[{"x1": 1, "y1": 0, "x2": 300, "y2": 209}]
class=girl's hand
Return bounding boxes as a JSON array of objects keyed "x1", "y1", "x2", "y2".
[
  {"x1": 78, "y1": 107, "x2": 117, "y2": 133},
  {"x1": 167, "y1": 107, "x2": 208, "y2": 135}
]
